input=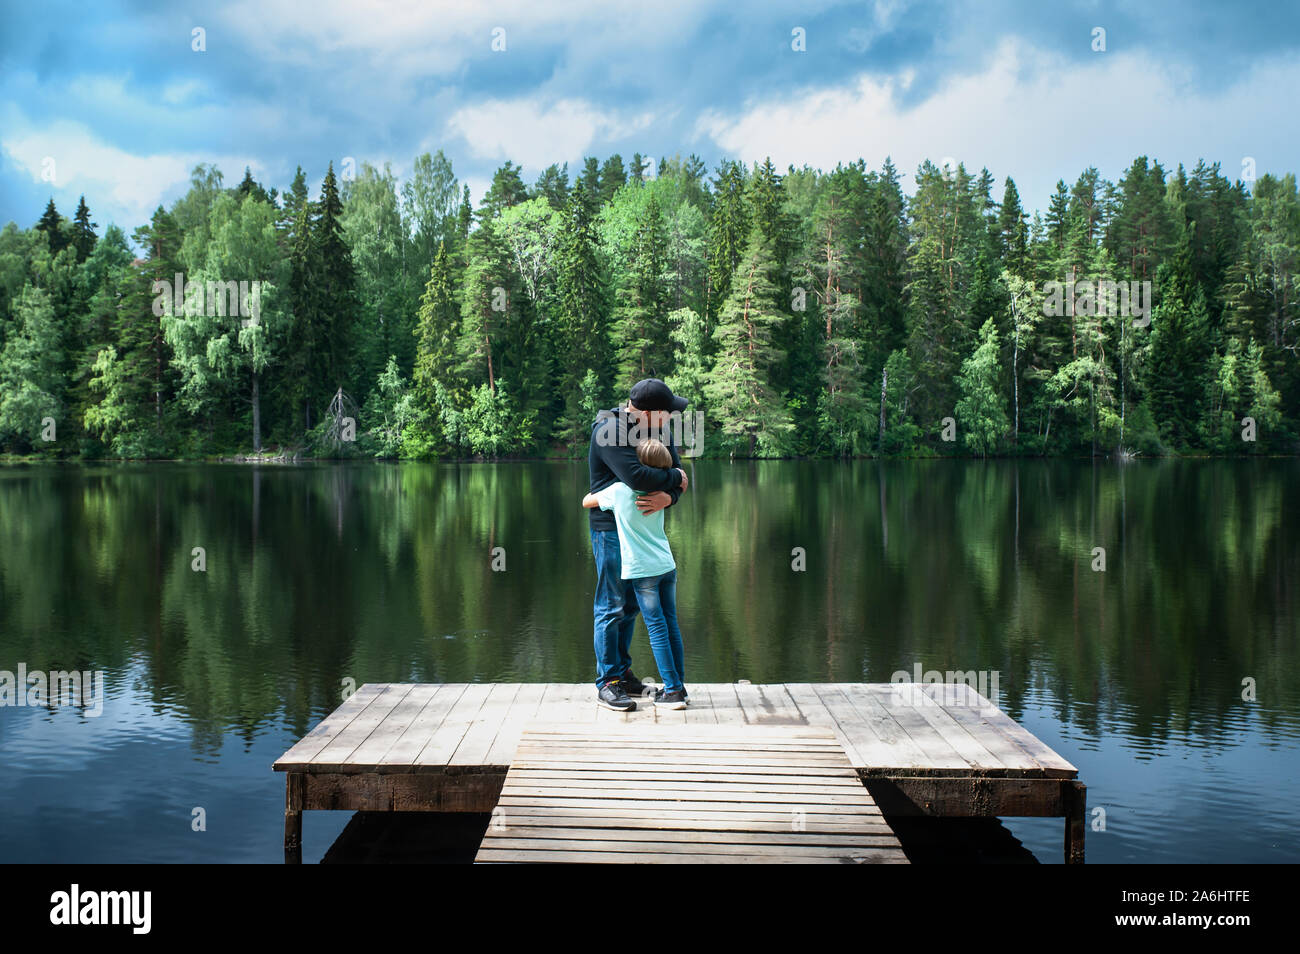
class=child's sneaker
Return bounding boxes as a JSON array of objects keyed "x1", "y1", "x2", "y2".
[{"x1": 654, "y1": 687, "x2": 687, "y2": 709}]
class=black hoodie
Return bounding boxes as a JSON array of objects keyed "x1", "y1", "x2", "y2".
[{"x1": 587, "y1": 407, "x2": 683, "y2": 532}]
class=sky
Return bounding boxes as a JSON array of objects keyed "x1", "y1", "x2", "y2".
[{"x1": 2, "y1": 0, "x2": 1297, "y2": 236}]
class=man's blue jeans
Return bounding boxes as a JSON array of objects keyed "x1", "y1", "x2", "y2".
[
  {"x1": 591, "y1": 528, "x2": 638, "y2": 687},
  {"x1": 630, "y1": 569, "x2": 685, "y2": 693}
]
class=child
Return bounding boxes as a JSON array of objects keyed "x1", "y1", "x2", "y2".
[{"x1": 582, "y1": 437, "x2": 688, "y2": 708}]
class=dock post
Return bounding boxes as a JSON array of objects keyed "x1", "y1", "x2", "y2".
[
  {"x1": 1063, "y1": 780, "x2": 1086, "y2": 864},
  {"x1": 284, "y1": 772, "x2": 304, "y2": 864}
]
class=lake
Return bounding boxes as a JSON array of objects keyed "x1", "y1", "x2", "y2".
[{"x1": 0, "y1": 459, "x2": 1297, "y2": 863}]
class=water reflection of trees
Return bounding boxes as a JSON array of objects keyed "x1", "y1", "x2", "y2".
[{"x1": 0, "y1": 460, "x2": 1295, "y2": 752}]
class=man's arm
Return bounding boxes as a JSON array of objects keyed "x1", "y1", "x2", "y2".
[
  {"x1": 634, "y1": 449, "x2": 687, "y2": 517},
  {"x1": 582, "y1": 492, "x2": 599, "y2": 509}
]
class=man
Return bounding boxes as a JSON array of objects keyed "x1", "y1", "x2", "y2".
[{"x1": 588, "y1": 378, "x2": 690, "y2": 711}]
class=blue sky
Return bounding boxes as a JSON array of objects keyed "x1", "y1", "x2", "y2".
[{"x1": 2, "y1": 0, "x2": 1297, "y2": 235}]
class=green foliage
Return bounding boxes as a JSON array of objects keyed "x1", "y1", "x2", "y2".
[
  {"x1": 159, "y1": 192, "x2": 285, "y2": 451},
  {"x1": 877, "y1": 349, "x2": 922, "y2": 455},
  {"x1": 704, "y1": 224, "x2": 793, "y2": 456},
  {"x1": 462, "y1": 380, "x2": 536, "y2": 457},
  {"x1": 0, "y1": 285, "x2": 62, "y2": 450},
  {"x1": 2, "y1": 150, "x2": 1298, "y2": 460},
  {"x1": 955, "y1": 318, "x2": 1009, "y2": 456},
  {"x1": 343, "y1": 162, "x2": 417, "y2": 395},
  {"x1": 665, "y1": 306, "x2": 708, "y2": 412},
  {"x1": 363, "y1": 356, "x2": 416, "y2": 458}
]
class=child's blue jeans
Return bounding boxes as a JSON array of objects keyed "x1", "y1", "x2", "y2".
[{"x1": 629, "y1": 568, "x2": 685, "y2": 692}]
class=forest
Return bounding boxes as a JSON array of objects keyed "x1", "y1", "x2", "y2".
[{"x1": 1, "y1": 150, "x2": 1296, "y2": 459}]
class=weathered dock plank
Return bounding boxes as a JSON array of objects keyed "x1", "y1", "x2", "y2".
[
  {"x1": 273, "y1": 682, "x2": 1083, "y2": 863},
  {"x1": 476, "y1": 725, "x2": 908, "y2": 864}
]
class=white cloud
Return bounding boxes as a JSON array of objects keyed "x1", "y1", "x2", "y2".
[
  {"x1": 445, "y1": 96, "x2": 654, "y2": 172},
  {"x1": 2, "y1": 118, "x2": 262, "y2": 228},
  {"x1": 693, "y1": 36, "x2": 1299, "y2": 210},
  {"x1": 216, "y1": 0, "x2": 706, "y2": 72},
  {"x1": 161, "y1": 79, "x2": 206, "y2": 105}
]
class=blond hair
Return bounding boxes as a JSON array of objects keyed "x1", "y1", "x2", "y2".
[{"x1": 636, "y1": 437, "x2": 672, "y2": 469}]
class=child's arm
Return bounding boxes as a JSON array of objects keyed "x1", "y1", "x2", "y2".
[{"x1": 583, "y1": 484, "x2": 619, "y2": 510}]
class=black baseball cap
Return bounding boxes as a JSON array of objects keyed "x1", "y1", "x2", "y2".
[{"x1": 629, "y1": 378, "x2": 687, "y2": 412}]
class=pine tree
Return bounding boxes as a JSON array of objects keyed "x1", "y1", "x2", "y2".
[
  {"x1": 704, "y1": 224, "x2": 793, "y2": 455},
  {"x1": 85, "y1": 246, "x2": 174, "y2": 457},
  {"x1": 577, "y1": 158, "x2": 601, "y2": 213},
  {"x1": 1106, "y1": 156, "x2": 1176, "y2": 283},
  {"x1": 69, "y1": 223, "x2": 131, "y2": 447},
  {"x1": 1145, "y1": 231, "x2": 1212, "y2": 448},
  {"x1": 705, "y1": 160, "x2": 749, "y2": 325},
  {"x1": 284, "y1": 200, "x2": 317, "y2": 431},
  {"x1": 280, "y1": 166, "x2": 311, "y2": 232},
  {"x1": 315, "y1": 162, "x2": 360, "y2": 401},
  {"x1": 479, "y1": 162, "x2": 529, "y2": 221},
  {"x1": 1068, "y1": 168, "x2": 1106, "y2": 247},
  {"x1": 1045, "y1": 181, "x2": 1070, "y2": 252},
  {"x1": 456, "y1": 219, "x2": 514, "y2": 393},
  {"x1": 747, "y1": 157, "x2": 801, "y2": 402},
  {"x1": 532, "y1": 162, "x2": 570, "y2": 209},
  {"x1": 552, "y1": 185, "x2": 610, "y2": 442},
  {"x1": 611, "y1": 191, "x2": 670, "y2": 387},
  {"x1": 71, "y1": 196, "x2": 97, "y2": 263},
  {"x1": 413, "y1": 243, "x2": 461, "y2": 401},
  {"x1": 808, "y1": 162, "x2": 870, "y2": 453},
  {"x1": 630, "y1": 153, "x2": 649, "y2": 184},
  {"x1": 998, "y1": 178, "x2": 1029, "y2": 277},
  {"x1": 398, "y1": 247, "x2": 456, "y2": 456},
  {"x1": 861, "y1": 158, "x2": 909, "y2": 367},
  {"x1": 598, "y1": 154, "x2": 627, "y2": 205},
  {"x1": 457, "y1": 186, "x2": 472, "y2": 245},
  {"x1": 1180, "y1": 160, "x2": 1250, "y2": 328},
  {"x1": 235, "y1": 166, "x2": 270, "y2": 204},
  {"x1": 36, "y1": 199, "x2": 66, "y2": 256},
  {"x1": 903, "y1": 160, "x2": 973, "y2": 431},
  {"x1": 134, "y1": 207, "x2": 181, "y2": 429},
  {"x1": 748, "y1": 158, "x2": 789, "y2": 247},
  {"x1": 818, "y1": 335, "x2": 869, "y2": 456}
]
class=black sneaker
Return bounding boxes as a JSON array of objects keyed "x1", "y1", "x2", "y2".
[
  {"x1": 654, "y1": 687, "x2": 687, "y2": 710},
  {"x1": 617, "y1": 669, "x2": 647, "y2": 696},
  {"x1": 598, "y1": 682, "x2": 637, "y2": 712}
]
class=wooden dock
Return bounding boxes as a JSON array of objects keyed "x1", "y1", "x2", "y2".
[
  {"x1": 273, "y1": 682, "x2": 1085, "y2": 863},
  {"x1": 477, "y1": 725, "x2": 907, "y2": 863}
]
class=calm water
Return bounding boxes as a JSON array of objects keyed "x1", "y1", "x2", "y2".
[{"x1": 0, "y1": 459, "x2": 1297, "y2": 863}]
